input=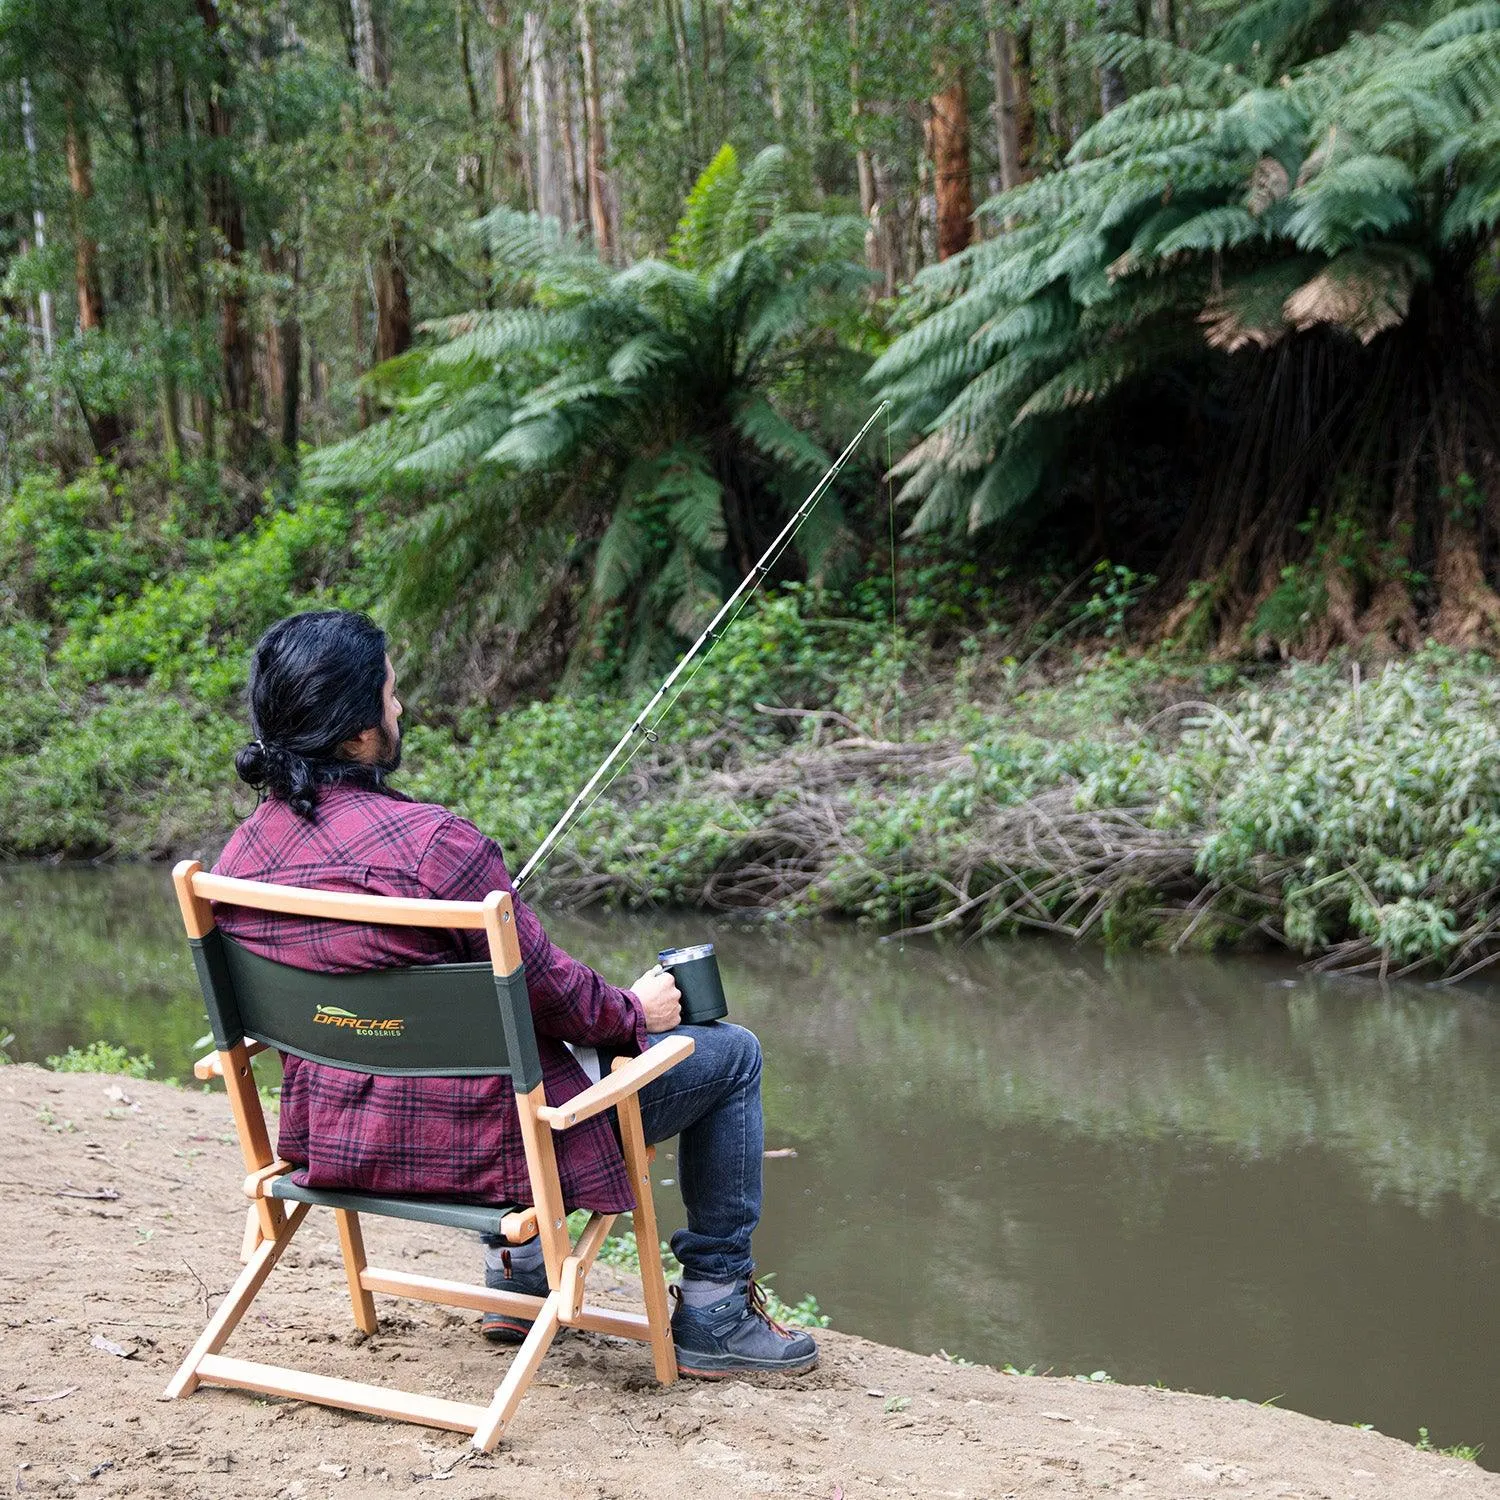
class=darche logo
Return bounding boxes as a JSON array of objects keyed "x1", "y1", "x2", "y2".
[{"x1": 313, "y1": 1004, "x2": 404, "y2": 1038}]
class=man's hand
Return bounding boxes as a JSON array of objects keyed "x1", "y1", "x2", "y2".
[{"x1": 631, "y1": 966, "x2": 682, "y2": 1033}]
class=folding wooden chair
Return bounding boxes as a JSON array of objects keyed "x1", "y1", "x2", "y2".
[{"x1": 164, "y1": 858, "x2": 693, "y2": 1451}]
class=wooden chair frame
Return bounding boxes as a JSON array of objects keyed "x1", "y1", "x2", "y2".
[{"x1": 164, "y1": 859, "x2": 692, "y2": 1451}]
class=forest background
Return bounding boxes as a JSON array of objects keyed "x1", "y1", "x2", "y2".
[{"x1": 1, "y1": 0, "x2": 1499, "y2": 979}]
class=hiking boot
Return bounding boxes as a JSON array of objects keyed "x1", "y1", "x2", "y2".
[
  {"x1": 481, "y1": 1250, "x2": 551, "y2": 1344},
  {"x1": 670, "y1": 1277, "x2": 819, "y2": 1378}
]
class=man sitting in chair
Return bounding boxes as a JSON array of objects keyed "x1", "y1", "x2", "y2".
[{"x1": 212, "y1": 608, "x2": 817, "y2": 1379}]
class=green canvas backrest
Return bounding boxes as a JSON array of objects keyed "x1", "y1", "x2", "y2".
[{"x1": 189, "y1": 929, "x2": 543, "y2": 1092}]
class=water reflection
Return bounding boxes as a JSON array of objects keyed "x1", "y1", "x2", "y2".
[{"x1": 2, "y1": 867, "x2": 1497, "y2": 1463}]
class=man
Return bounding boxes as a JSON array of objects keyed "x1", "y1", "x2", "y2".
[{"x1": 213, "y1": 609, "x2": 816, "y2": 1378}]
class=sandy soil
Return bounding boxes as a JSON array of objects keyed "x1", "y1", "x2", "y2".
[{"x1": 1, "y1": 1065, "x2": 1494, "y2": 1500}]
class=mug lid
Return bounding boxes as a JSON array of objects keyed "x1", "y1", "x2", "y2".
[{"x1": 658, "y1": 943, "x2": 715, "y2": 965}]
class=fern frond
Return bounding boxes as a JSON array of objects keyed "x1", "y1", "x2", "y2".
[
  {"x1": 671, "y1": 145, "x2": 740, "y2": 270},
  {"x1": 1285, "y1": 152, "x2": 1415, "y2": 254},
  {"x1": 482, "y1": 412, "x2": 578, "y2": 469},
  {"x1": 424, "y1": 308, "x2": 581, "y2": 366},
  {"x1": 1282, "y1": 243, "x2": 1430, "y2": 342},
  {"x1": 391, "y1": 413, "x2": 512, "y2": 477},
  {"x1": 1197, "y1": 256, "x2": 1321, "y2": 350},
  {"x1": 966, "y1": 427, "x2": 1059, "y2": 532},
  {"x1": 719, "y1": 145, "x2": 792, "y2": 253},
  {"x1": 607, "y1": 333, "x2": 675, "y2": 384},
  {"x1": 1154, "y1": 204, "x2": 1270, "y2": 254},
  {"x1": 906, "y1": 470, "x2": 971, "y2": 534},
  {"x1": 593, "y1": 501, "x2": 652, "y2": 601},
  {"x1": 1014, "y1": 328, "x2": 1200, "y2": 420},
  {"x1": 1086, "y1": 32, "x2": 1250, "y2": 98},
  {"x1": 732, "y1": 394, "x2": 829, "y2": 473}
]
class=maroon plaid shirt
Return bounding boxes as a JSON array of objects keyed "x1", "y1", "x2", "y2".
[{"x1": 212, "y1": 784, "x2": 648, "y2": 1213}]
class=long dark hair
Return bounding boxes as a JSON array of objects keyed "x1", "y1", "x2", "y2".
[{"x1": 234, "y1": 610, "x2": 395, "y2": 820}]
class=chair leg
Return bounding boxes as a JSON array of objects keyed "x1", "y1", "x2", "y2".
[
  {"x1": 334, "y1": 1209, "x2": 379, "y2": 1335},
  {"x1": 163, "y1": 1201, "x2": 311, "y2": 1400},
  {"x1": 470, "y1": 1291, "x2": 564, "y2": 1452},
  {"x1": 240, "y1": 1205, "x2": 262, "y2": 1264},
  {"x1": 616, "y1": 1093, "x2": 676, "y2": 1386}
]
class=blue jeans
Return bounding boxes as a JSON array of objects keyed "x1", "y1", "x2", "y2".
[{"x1": 635, "y1": 1022, "x2": 763, "y2": 1284}]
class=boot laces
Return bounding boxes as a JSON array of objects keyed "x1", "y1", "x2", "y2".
[{"x1": 745, "y1": 1276, "x2": 793, "y2": 1338}]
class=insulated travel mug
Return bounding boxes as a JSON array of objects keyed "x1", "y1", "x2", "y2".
[{"x1": 657, "y1": 943, "x2": 729, "y2": 1024}]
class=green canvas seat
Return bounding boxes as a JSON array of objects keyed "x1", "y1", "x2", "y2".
[
  {"x1": 162, "y1": 859, "x2": 693, "y2": 1451},
  {"x1": 264, "y1": 1178, "x2": 524, "y2": 1239}
]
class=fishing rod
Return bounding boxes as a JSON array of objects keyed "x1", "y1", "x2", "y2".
[{"x1": 514, "y1": 399, "x2": 892, "y2": 890}]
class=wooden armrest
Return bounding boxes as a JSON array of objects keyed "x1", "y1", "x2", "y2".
[
  {"x1": 535, "y1": 1036, "x2": 695, "y2": 1131},
  {"x1": 193, "y1": 1040, "x2": 269, "y2": 1081},
  {"x1": 243, "y1": 1159, "x2": 296, "y2": 1199}
]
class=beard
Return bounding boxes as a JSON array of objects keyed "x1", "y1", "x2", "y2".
[{"x1": 374, "y1": 722, "x2": 403, "y2": 774}]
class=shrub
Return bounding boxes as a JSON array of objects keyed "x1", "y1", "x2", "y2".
[
  {"x1": 0, "y1": 469, "x2": 161, "y2": 620},
  {"x1": 47, "y1": 1040, "x2": 154, "y2": 1078},
  {"x1": 58, "y1": 499, "x2": 355, "y2": 703}
]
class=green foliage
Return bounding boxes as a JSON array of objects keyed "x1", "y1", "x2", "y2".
[
  {"x1": 0, "y1": 681, "x2": 240, "y2": 858},
  {"x1": 1416, "y1": 1427, "x2": 1484, "y2": 1461},
  {"x1": 0, "y1": 469, "x2": 161, "y2": 619},
  {"x1": 1071, "y1": 561, "x2": 1156, "y2": 639},
  {"x1": 47, "y1": 1040, "x2": 154, "y2": 1078},
  {"x1": 872, "y1": 0, "x2": 1500, "y2": 571},
  {"x1": 309, "y1": 150, "x2": 871, "y2": 691},
  {"x1": 58, "y1": 499, "x2": 355, "y2": 703}
]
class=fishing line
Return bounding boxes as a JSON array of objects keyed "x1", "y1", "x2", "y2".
[
  {"x1": 887, "y1": 403, "x2": 906, "y2": 951},
  {"x1": 522, "y1": 493, "x2": 830, "y2": 875},
  {"x1": 515, "y1": 400, "x2": 892, "y2": 890}
]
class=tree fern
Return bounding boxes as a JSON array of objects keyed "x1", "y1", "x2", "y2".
[
  {"x1": 872, "y1": 0, "x2": 1500, "y2": 652},
  {"x1": 311, "y1": 149, "x2": 869, "y2": 693}
]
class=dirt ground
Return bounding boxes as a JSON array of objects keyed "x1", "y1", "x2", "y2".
[{"x1": 2, "y1": 1065, "x2": 1495, "y2": 1500}]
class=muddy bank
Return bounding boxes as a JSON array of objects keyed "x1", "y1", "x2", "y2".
[{"x1": 2, "y1": 1065, "x2": 1494, "y2": 1500}]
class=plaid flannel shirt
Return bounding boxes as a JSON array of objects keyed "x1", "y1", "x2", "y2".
[{"x1": 212, "y1": 784, "x2": 648, "y2": 1213}]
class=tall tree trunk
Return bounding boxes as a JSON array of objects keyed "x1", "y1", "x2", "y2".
[
  {"x1": 457, "y1": 0, "x2": 495, "y2": 298},
  {"x1": 929, "y1": 57, "x2": 973, "y2": 261},
  {"x1": 458, "y1": 0, "x2": 488, "y2": 207},
  {"x1": 804, "y1": 64, "x2": 825, "y2": 199},
  {"x1": 117, "y1": 41, "x2": 183, "y2": 460},
  {"x1": 696, "y1": 0, "x2": 713, "y2": 146},
  {"x1": 988, "y1": 0, "x2": 1033, "y2": 193},
  {"x1": 526, "y1": 11, "x2": 569, "y2": 224},
  {"x1": 578, "y1": 0, "x2": 613, "y2": 259},
  {"x1": 662, "y1": 0, "x2": 696, "y2": 163},
  {"x1": 63, "y1": 97, "x2": 106, "y2": 334},
  {"x1": 1014, "y1": 19, "x2": 1036, "y2": 168},
  {"x1": 559, "y1": 46, "x2": 586, "y2": 231},
  {"x1": 872, "y1": 152, "x2": 904, "y2": 296},
  {"x1": 176, "y1": 71, "x2": 217, "y2": 457},
  {"x1": 19, "y1": 79, "x2": 55, "y2": 361},
  {"x1": 352, "y1": 261, "x2": 371, "y2": 427},
  {"x1": 483, "y1": 0, "x2": 530, "y2": 206},
  {"x1": 195, "y1": 0, "x2": 254, "y2": 461},
  {"x1": 280, "y1": 241, "x2": 302, "y2": 457},
  {"x1": 1097, "y1": 0, "x2": 1127, "y2": 115},
  {"x1": 261, "y1": 236, "x2": 303, "y2": 459},
  {"x1": 847, "y1": 0, "x2": 881, "y2": 281},
  {"x1": 63, "y1": 93, "x2": 125, "y2": 456},
  {"x1": 350, "y1": 0, "x2": 412, "y2": 365},
  {"x1": 1050, "y1": 20, "x2": 1081, "y2": 153},
  {"x1": 372, "y1": 244, "x2": 410, "y2": 362}
]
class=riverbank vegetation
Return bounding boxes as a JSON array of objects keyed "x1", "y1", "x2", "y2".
[
  {"x1": 9, "y1": 528, "x2": 1500, "y2": 981},
  {"x1": 1, "y1": 0, "x2": 1498, "y2": 978}
]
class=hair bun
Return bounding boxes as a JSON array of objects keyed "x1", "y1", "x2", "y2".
[{"x1": 233, "y1": 739, "x2": 269, "y2": 788}]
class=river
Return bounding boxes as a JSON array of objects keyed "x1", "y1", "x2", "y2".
[{"x1": 3, "y1": 863, "x2": 1496, "y2": 1466}]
